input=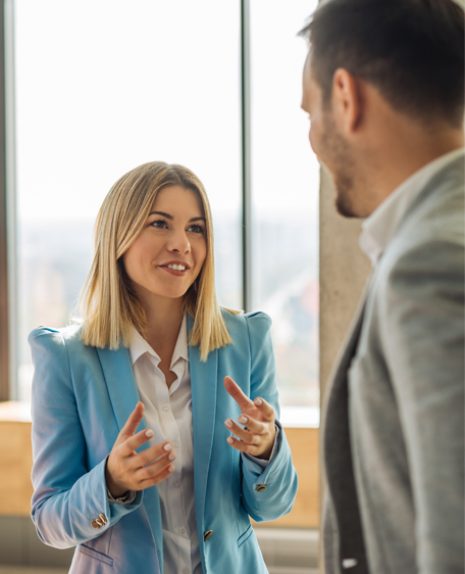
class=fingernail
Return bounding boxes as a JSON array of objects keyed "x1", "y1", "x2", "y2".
[
  {"x1": 163, "y1": 443, "x2": 172, "y2": 452},
  {"x1": 168, "y1": 464, "x2": 175, "y2": 472},
  {"x1": 239, "y1": 415, "x2": 248, "y2": 424},
  {"x1": 145, "y1": 429, "x2": 154, "y2": 438},
  {"x1": 225, "y1": 419, "x2": 233, "y2": 428},
  {"x1": 168, "y1": 454, "x2": 176, "y2": 461},
  {"x1": 227, "y1": 436, "x2": 234, "y2": 444},
  {"x1": 254, "y1": 397, "x2": 263, "y2": 406}
]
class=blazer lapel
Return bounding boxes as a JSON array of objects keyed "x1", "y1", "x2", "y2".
[
  {"x1": 96, "y1": 345, "x2": 163, "y2": 565},
  {"x1": 96, "y1": 346, "x2": 142, "y2": 432},
  {"x1": 187, "y1": 316, "x2": 218, "y2": 529},
  {"x1": 322, "y1": 282, "x2": 371, "y2": 573}
]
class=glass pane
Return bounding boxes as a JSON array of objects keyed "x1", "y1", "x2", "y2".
[
  {"x1": 250, "y1": 0, "x2": 319, "y2": 422},
  {"x1": 15, "y1": 0, "x2": 242, "y2": 401}
]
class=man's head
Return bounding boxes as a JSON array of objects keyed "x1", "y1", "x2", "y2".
[{"x1": 300, "y1": 0, "x2": 465, "y2": 217}]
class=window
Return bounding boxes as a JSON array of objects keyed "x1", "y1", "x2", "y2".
[
  {"x1": 14, "y1": 0, "x2": 242, "y2": 401},
  {"x1": 10, "y1": 0, "x2": 319, "y2": 421},
  {"x1": 249, "y1": 0, "x2": 319, "y2": 423}
]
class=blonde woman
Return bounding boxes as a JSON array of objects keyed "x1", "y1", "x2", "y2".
[{"x1": 29, "y1": 162, "x2": 297, "y2": 574}]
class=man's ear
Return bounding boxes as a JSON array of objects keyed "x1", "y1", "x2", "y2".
[{"x1": 331, "y1": 68, "x2": 364, "y2": 134}]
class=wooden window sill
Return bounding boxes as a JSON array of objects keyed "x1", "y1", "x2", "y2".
[{"x1": 0, "y1": 401, "x2": 319, "y2": 526}]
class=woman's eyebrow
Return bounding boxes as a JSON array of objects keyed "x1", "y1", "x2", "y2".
[
  {"x1": 149, "y1": 210, "x2": 206, "y2": 222},
  {"x1": 149, "y1": 210, "x2": 173, "y2": 219}
]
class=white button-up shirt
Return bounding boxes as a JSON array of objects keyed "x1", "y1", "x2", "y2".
[
  {"x1": 126, "y1": 315, "x2": 278, "y2": 573},
  {"x1": 359, "y1": 147, "x2": 465, "y2": 265},
  {"x1": 129, "y1": 316, "x2": 202, "y2": 574}
]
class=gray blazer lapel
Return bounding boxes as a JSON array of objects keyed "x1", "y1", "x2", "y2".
[{"x1": 322, "y1": 283, "x2": 370, "y2": 573}]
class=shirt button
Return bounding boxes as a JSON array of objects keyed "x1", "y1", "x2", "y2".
[
  {"x1": 342, "y1": 558, "x2": 358, "y2": 568},
  {"x1": 255, "y1": 483, "x2": 267, "y2": 492}
]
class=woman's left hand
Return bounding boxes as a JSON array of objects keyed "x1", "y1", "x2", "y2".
[{"x1": 224, "y1": 376, "x2": 276, "y2": 460}]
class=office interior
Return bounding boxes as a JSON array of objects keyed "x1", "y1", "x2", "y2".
[{"x1": 0, "y1": 1, "x2": 371, "y2": 573}]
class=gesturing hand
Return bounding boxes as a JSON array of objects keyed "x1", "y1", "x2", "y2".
[
  {"x1": 224, "y1": 376, "x2": 276, "y2": 460},
  {"x1": 105, "y1": 402, "x2": 175, "y2": 498}
]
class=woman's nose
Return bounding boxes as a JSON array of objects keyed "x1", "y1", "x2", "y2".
[{"x1": 166, "y1": 230, "x2": 191, "y2": 254}]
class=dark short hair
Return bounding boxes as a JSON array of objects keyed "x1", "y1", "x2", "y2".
[{"x1": 300, "y1": 0, "x2": 465, "y2": 127}]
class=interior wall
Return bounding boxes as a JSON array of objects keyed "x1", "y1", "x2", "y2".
[{"x1": 319, "y1": 167, "x2": 371, "y2": 398}]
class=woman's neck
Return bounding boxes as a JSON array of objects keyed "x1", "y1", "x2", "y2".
[{"x1": 142, "y1": 297, "x2": 185, "y2": 361}]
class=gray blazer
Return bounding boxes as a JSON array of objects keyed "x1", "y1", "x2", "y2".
[{"x1": 322, "y1": 155, "x2": 464, "y2": 574}]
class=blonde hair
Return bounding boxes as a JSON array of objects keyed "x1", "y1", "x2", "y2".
[{"x1": 81, "y1": 161, "x2": 232, "y2": 360}]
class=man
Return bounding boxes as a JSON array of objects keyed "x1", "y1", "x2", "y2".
[{"x1": 300, "y1": 1, "x2": 464, "y2": 573}]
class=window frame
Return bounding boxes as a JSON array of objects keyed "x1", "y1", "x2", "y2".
[{"x1": 0, "y1": 0, "x2": 16, "y2": 402}]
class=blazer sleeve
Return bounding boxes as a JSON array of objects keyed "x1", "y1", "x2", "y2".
[
  {"x1": 29, "y1": 327, "x2": 142, "y2": 549},
  {"x1": 239, "y1": 312, "x2": 298, "y2": 522},
  {"x1": 379, "y1": 238, "x2": 464, "y2": 573}
]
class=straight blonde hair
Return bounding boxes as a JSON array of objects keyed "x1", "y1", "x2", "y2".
[{"x1": 80, "y1": 161, "x2": 232, "y2": 360}]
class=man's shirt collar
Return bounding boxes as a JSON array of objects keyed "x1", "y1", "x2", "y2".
[{"x1": 359, "y1": 147, "x2": 465, "y2": 265}]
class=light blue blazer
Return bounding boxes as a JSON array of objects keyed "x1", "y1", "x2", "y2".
[{"x1": 29, "y1": 310, "x2": 298, "y2": 573}]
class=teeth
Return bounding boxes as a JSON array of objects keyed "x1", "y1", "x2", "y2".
[{"x1": 167, "y1": 263, "x2": 187, "y2": 271}]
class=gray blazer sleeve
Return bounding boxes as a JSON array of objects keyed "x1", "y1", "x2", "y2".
[{"x1": 379, "y1": 237, "x2": 464, "y2": 573}]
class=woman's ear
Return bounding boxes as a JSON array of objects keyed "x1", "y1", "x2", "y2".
[{"x1": 331, "y1": 68, "x2": 364, "y2": 134}]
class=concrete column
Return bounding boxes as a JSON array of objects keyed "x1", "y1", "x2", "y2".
[{"x1": 319, "y1": 168, "x2": 371, "y2": 398}]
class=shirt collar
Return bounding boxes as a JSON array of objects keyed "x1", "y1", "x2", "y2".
[
  {"x1": 128, "y1": 315, "x2": 188, "y2": 368},
  {"x1": 360, "y1": 147, "x2": 465, "y2": 265}
]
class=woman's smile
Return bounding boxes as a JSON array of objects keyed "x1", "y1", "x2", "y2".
[
  {"x1": 157, "y1": 260, "x2": 191, "y2": 276},
  {"x1": 123, "y1": 185, "x2": 207, "y2": 305}
]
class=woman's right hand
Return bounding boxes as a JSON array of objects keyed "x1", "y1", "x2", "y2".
[{"x1": 105, "y1": 402, "x2": 175, "y2": 497}]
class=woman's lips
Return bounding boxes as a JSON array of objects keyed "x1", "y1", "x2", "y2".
[{"x1": 158, "y1": 262, "x2": 190, "y2": 277}]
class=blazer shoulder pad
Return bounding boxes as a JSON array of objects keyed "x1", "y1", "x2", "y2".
[
  {"x1": 222, "y1": 309, "x2": 272, "y2": 344},
  {"x1": 28, "y1": 323, "x2": 83, "y2": 348}
]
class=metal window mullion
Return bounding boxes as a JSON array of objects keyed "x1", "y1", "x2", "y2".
[
  {"x1": 240, "y1": 0, "x2": 252, "y2": 312},
  {"x1": 0, "y1": 0, "x2": 16, "y2": 401},
  {"x1": 0, "y1": 0, "x2": 9, "y2": 400}
]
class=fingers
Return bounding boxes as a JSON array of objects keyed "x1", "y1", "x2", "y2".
[
  {"x1": 227, "y1": 435, "x2": 258, "y2": 453},
  {"x1": 224, "y1": 376, "x2": 255, "y2": 410},
  {"x1": 136, "y1": 454, "x2": 176, "y2": 486},
  {"x1": 117, "y1": 402, "x2": 145, "y2": 444},
  {"x1": 225, "y1": 412, "x2": 276, "y2": 458},
  {"x1": 120, "y1": 427, "x2": 155, "y2": 457},
  {"x1": 139, "y1": 460, "x2": 175, "y2": 488},
  {"x1": 107, "y1": 439, "x2": 177, "y2": 493},
  {"x1": 226, "y1": 427, "x2": 276, "y2": 460},
  {"x1": 225, "y1": 416, "x2": 265, "y2": 445},
  {"x1": 131, "y1": 441, "x2": 174, "y2": 470},
  {"x1": 252, "y1": 397, "x2": 275, "y2": 422}
]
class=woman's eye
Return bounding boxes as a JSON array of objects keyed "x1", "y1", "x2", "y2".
[
  {"x1": 149, "y1": 219, "x2": 168, "y2": 229},
  {"x1": 188, "y1": 224, "x2": 205, "y2": 234}
]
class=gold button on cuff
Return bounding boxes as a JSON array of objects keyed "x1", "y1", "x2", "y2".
[
  {"x1": 91, "y1": 513, "x2": 108, "y2": 529},
  {"x1": 255, "y1": 484, "x2": 267, "y2": 492},
  {"x1": 203, "y1": 529, "x2": 214, "y2": 541}
]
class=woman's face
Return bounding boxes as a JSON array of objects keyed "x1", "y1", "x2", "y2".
[{"x1": 123, "y1": 185, "x2": 207, "y2": 306}]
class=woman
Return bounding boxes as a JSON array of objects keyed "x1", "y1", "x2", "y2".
[{"x1": 30, "y1": 161, "x2": 298, "y2": 574}]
